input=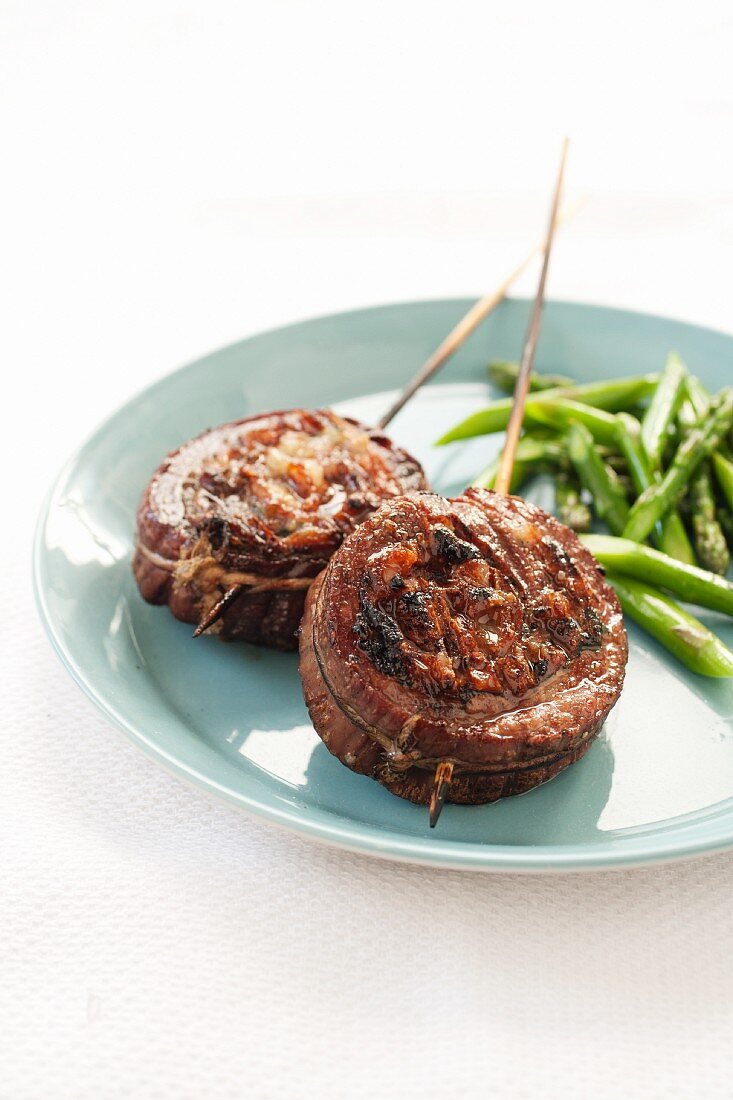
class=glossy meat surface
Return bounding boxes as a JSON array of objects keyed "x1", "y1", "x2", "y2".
[
  {"x1": 300, "y1": 488, "x2": 627, "y2": 804},
  {"x1": 133, "y1": 408, "x2": 427, "y2": 649}
]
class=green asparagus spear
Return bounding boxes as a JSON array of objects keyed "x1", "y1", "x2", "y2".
[
  {"x1": 717, "y1": 504, "x2": 733, "y2": 547},
  {"x1": 676, "y1": 382, "x2": 726, "y2": 569},
  {"x1": 641, "y1": 352, "x2": 687, "y2": 469},
  {"x1": 472, "y1": 436, "x2": 564, "y2": 491},
  {"x1": 713, "y1": 452, "x2": 733, "y2": 558},
  {"x1": 566, "y1": 421, "x2": 629, "y2": 535},
  {"x1": 524, "y1": 399, "x2": 620, "y2": 445},
  {"x1": 689, "y1": 464, "x2": 730, "y2": 574},
  {"x1": 607, "y1": 574, "x2": 733, "y2": 677},
  {"x1": 615, "y1": 412, "x2": 696, "y2": 563},
  {"x1": 436, "y1": 376, "x2": 658, "y2": 445},
  {"x1": 712, "y1": 450, "x2": 733, "y2": 514},
  {"x1": 554, "y1": 469, "x2": 592, "y2": 531},
  {"x1": 599, "y1": 449, "x2": 630, "y2": 474},
  {"x1": 685, "y1": 374, "x2": 710, "y2": 419},
  {"x1": 581, "y1": 534, "x2": 733, "y2": 616},
  {"x1": 488, "y1": 360, "x2": 575, "y2": 394},
  {"x1": 622, "y1": 389, "x2": 733, "y2": 544},
  {"x1": 686, "y1": 376, "x2": 726, "y2": 539}
]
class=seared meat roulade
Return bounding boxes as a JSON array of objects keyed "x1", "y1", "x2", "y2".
[
  {"x1": 300, "y1": 488, "x2": 627, "y2": 805},
  {"x1": 134, "y1": 408, "x2": 427, "y2": 650}
]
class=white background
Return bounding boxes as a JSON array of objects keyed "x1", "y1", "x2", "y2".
[{"x1": 3, "y1": 2, "x2": 733, "y2": 1097}]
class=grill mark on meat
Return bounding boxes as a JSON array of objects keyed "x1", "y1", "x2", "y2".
[
  {"x1": 545, "y1": 616, "x2": 582, "y2": 657},
  {"x1": 541, "y1": 534, "x2": 579, "y2": 576},
  {"x1": 584, "y1": 605, "x2": 606, "y2": 638},
  {"x1": 459, "y1": 506, "x2": 531, "y2": 596},
  {"x1": 354, "y1": 591, "x2": 412, "y2": 685},
  {"x1": 432, "y1": 525, "x2": 481, "y2": 564},
  {"x1": 345, "y1": 512, "x2": 560, "y2": 701}
]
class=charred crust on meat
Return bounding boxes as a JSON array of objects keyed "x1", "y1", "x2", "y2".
[
  {"x1": 547, "y1": 616, "x2": 575, "y2": 639},
  {"x1": 578, "y1": 605, "x2": 606, "y2": 650},
  {"x1": 354, "y1": 591, "x2": 412, "y2": 685},
  {"x1": 541, "y1": 535, "x2": 578, "y2": 575},
  {"x1": 546, "y1": 616, "x2": 584, "y2": 657},
  {"x1": 399, "y1": 590, "x2": 433, "y2": 626},
  {"x1": 432, "y1": 525, "x2": 481, "y2": 564},
  {"x1": 584, "y1": 605, "x2": 606, "y2": 637}
]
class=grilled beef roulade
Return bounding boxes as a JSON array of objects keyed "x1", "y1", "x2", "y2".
[
  {"x1": 134, "y1": 408, "x2": 427, "y2": 650},
  {"x1": 300, "y1": 488, "x2": 627, "y2": 805}
]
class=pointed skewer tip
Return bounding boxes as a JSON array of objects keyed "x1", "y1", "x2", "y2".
[
  {"x1": 193, "y1": 583, "x2": 244, "y2": 638},
  {"x1": 428, "y1": 762, "x2": 454, "y2": 828}
]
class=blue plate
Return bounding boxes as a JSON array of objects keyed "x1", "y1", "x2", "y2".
[{"x1": 34, "y1": 299, "x2": 733, "y2": 871}]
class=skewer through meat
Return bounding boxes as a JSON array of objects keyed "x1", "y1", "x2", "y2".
[
  {"x1": 300, "y1": 488, "x2": 627, "y2": 806},
  {"x1": 134, "y1": 408, "x2": 427, "y2": 650}
]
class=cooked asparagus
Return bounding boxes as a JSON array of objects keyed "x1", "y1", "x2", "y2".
[
  {"x1": 437, "y1": 376, "x2": 658, "y2": 445},
  {"x1": 554, "y1": 469, "x2": 592, "y2": 532},
  {"x1": 615, "y1": 412, "x2": 696, "y2": 564},
  {"x1": 689, "y1": 463, "x2": 730, "y2": 574},
  {"x1": 488, "y1": 360, "x2": 574, "y2": 393},
  {"x1": 608, "y1": 575, "x2": 733, "y2": 677},
  {"x1": 641, "y1": 352, "x2": 687, "y2": 469},
  {"x1": 566, "y1": 421, "x2": 629, "y2": 535},
  {"x1": 582, "y1": 534, "x2": 733, "y2": 616},
  {"x1": 623, "y1": 390, "x2": 733, "y2": 544}
]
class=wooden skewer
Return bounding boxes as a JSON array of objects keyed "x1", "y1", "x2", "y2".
[
  {"x1": 428, "y1": 138, "x2": 570, "y2": 828},
  {"x1": 196, "y1": 173, "x2": 578, "y2": 639},
  {"x1": 428, "y1": 761, "x2": 455, "y2": 829},
  {"x1": 193, "y1": 573, "x2": 313, "y2": 635},
  {"x1": 494, "y1": 141, "x2": 570, "y2": 495},
  {"x1": 376, "y1": 195, "x2": 582, "y2": 431},
  {"x1": 193, "y1": 584, "x2": 244, "y2": 637}
]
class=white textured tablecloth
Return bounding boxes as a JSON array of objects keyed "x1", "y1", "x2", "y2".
[{"x1": 4, "y1": 2, "x2": 733, "y2": 1096}]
